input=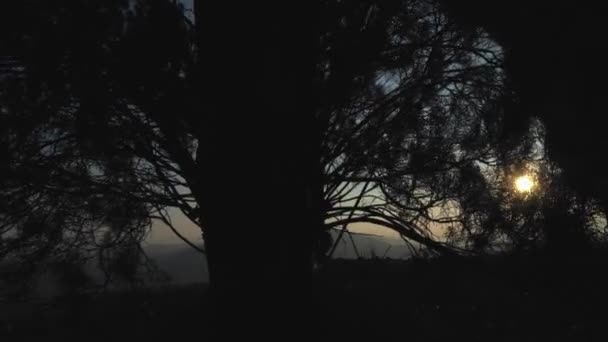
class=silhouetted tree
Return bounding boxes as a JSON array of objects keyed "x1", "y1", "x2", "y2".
[
  {"x1": 440, "y1": 0, "x2": 608, "y2": 254},
  {"x1": 0, "y1": 0, "x2": 511, "y2": 274},
  {"x1": 3, "y1": 0, "x2": 578, "y2": 335},
  {"x1": 0, "y1": 0, "x2": 319, "y2": 334},
  {"x1": 318, "y1": 0, "x2": 519, "y2": 257}
]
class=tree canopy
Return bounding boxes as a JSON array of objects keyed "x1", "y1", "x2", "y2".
[{"x1": 1, "y1": 0, "x2": 604, "y2": 301}]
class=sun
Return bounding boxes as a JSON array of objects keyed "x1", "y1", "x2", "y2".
[{"x1": 514, "y1": 175, "x2": 535, "y2": 193}]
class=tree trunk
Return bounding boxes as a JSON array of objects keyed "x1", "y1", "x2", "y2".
[{"x1": 193, "y1": 1, "x2": 320, "y2": 338}]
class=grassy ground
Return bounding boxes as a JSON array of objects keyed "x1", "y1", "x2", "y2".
[
  {"x1": 318, "y1": 256, "x2": 608, "y2": 341},
  {"x1": 3, "y1": 255, "x2": 608, "y2": 341}
]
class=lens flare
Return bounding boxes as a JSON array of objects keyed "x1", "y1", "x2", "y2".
[{"x1": 514, "y1": 175, "x2": 534, "y2": 193}]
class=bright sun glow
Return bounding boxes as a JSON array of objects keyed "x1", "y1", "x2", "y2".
[{"x1": 514, "y1": 175, "x2": 534, "y2": 193}]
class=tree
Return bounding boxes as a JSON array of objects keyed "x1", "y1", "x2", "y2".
[
  {"x1": 1, "y1": 0, "x2": 531, "y2": 334},
  {"x1": 0, "y1": 0, "x2": 511, "y2": 273},
  {"x1": 435, "y1": 1, "x2": 608, "y2": 256},
  {"x1": 444, "y1": 0, "x2": 608, "y2": 215},
  {"x1": 318, "y1": 0, "x2": 513, "y2": 257},
  {"x1": 1, "y1": 0, "x2": 319, "y2": 334}
]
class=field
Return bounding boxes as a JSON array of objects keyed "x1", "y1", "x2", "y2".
[{"x1": 2, "y1": 255, "x2": 608, "y2": 341}]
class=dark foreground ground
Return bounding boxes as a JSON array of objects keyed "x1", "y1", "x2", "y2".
[{"x1": 2, "y1": 254, "x2": 608, "y2": 341}]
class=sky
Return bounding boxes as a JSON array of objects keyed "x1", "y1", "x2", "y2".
[{"x1": 180, "y1": 0, "x2": 194, "y2": 21}]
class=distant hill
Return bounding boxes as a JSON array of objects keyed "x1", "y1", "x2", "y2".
[
  {"x1": 143, "y1": 231, "x2": 411, "y2": 284},
  {"x1": 329, "y1": 231, "x2": 413, "y2": 259},
  {"x1": 143, "y1": 243, "x2": 208, "y2": 284},
  {"x1": 145, "y1": 231, "x2": 411, "y2": 283},
  {"x1": 1, "y1": 231, "x2": 410, "y2": 301}
]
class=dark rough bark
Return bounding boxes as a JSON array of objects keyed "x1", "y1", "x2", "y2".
[{"x1": 193, "y1": 1, "x2": 320, "y2": 338}]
